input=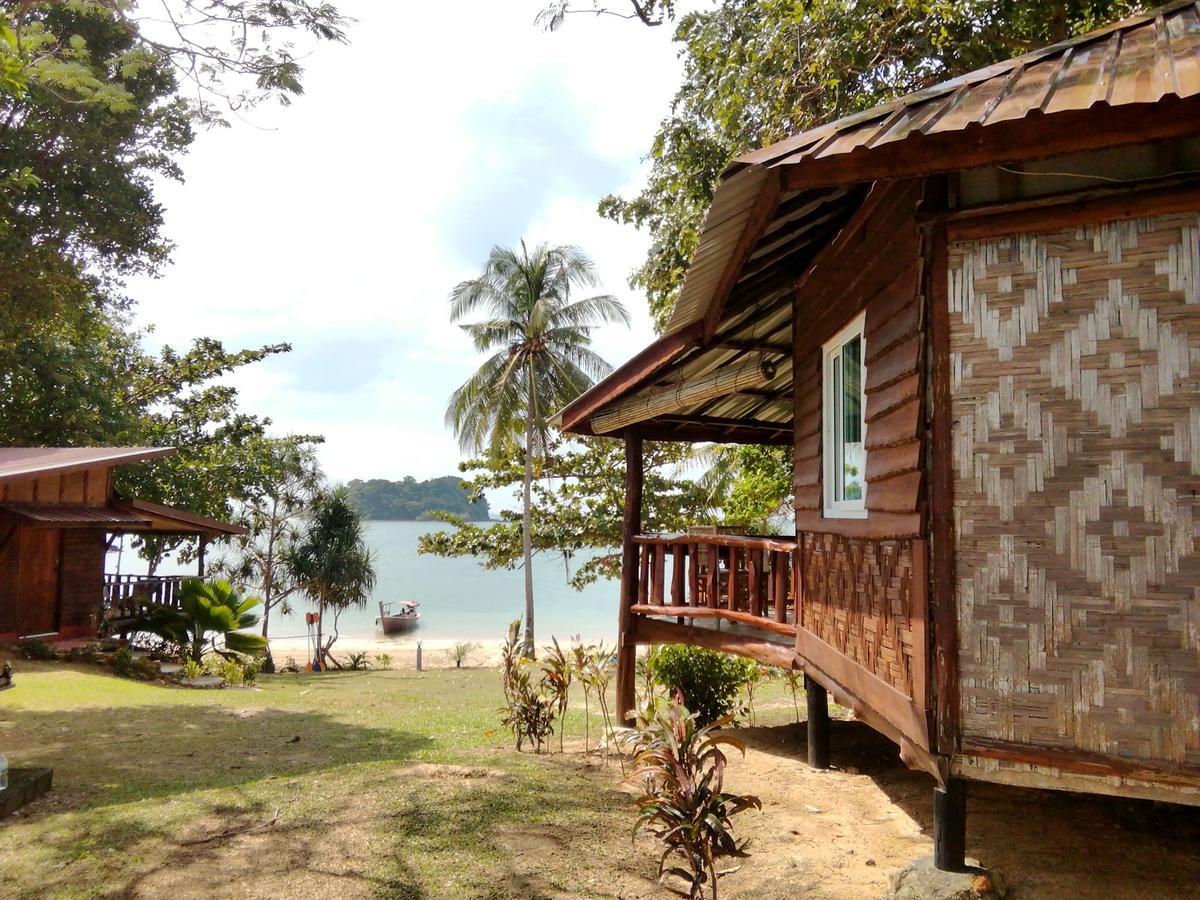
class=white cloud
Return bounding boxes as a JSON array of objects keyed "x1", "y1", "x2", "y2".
[{"x1": 125, "y1": 0, "x2": 683, "y2": 483}]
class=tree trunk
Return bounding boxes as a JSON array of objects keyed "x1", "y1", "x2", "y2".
[
  {"x1": 522, "y1": 362, "x2": 536, "y2": 657},
  {"x1": 315, "y1": 598, "x2": 324, "y2": 669}
]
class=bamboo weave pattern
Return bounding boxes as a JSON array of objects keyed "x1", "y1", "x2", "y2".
[{"x1": 949, "y1": 212, "x2": 1200, "y2": 766}]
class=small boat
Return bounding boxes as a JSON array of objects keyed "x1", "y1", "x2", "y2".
[{"x1": 376, "y1": 600, "x2": 420, "y2": 635}]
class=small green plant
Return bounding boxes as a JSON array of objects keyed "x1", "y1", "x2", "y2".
[
  {"x1": 741, "y1": 666, "x2": 778, "y2": 726},
  {"x1": 181, "y1": 658, "x2": 203, "y2": 679},
  {"x1": 447, "y1": 641, "x2": 477, "y2": 668},
  {"x1": 344, "y1": 651, "x2": 370, "y2": 670},
  {"x1": 220, "y1": 656, "x2": 245, "y2": 686},
  {"x1": 631, "y1": 700, "x2": 761, "y2": 899},
  {"x1": 540, "y1": 637, "x2": 572, "y2": 752},
  {"x1": 374, "y1": 653, "x2": 393, "y2": 670},
  {"x1": 783, "y1": 668, "x2": 804, "y2": 723},
  {"x1": 18, "y1": 638, "x2": 54, "y2": 660},
  {"x1": 648, "y1": 645, "x2": 756, "y2": 726},
  {"x1": 110, "y1": 647, "x2": 156, "y2": 680},
  {"x1": 499, "y1": 619, "x2": 556, "y2": 753},
  {"x1": 581, "y1": 643, "x2": 619, "y2": 766}
]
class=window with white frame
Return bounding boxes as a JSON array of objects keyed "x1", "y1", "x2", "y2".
[{"x1": 823, "y1": 313, "x2": 867, "y2": 517}]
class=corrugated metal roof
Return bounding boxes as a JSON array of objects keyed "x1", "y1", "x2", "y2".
[
  {"x1": 0, "y1": 447, "x2": 175, "y2": 484},
  {"x1": 734, "y1": 0, "x2": 1200, "y2": 173},
  {"x1": 113, "y1": 499, "x2": 248, "y2": 536},
  {"x1": 0, "y1": 504, "x2": 152, "y2": 527},
  {"x1": 562, "y1": 2, "x2": 1200, "y2": 443},
  {"x1": 662, "y1": 1, "x2": 1200, "y2": 338}
]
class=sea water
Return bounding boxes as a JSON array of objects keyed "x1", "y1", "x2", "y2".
[{"x1": 131, "y1": 521, "x2": 619, "y2": 645}]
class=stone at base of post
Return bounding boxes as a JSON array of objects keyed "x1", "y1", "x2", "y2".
[
  {"x1": 804, "y1": 673, "x2": 830, "y2": 769},
  {"x1": 615, "y1": 641, "x2": 636, "y2": 726},
  {"x1": 933, "y1": 778, "x2": 967, "y2": 872}
]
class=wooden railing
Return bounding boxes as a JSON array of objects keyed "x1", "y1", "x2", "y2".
[
  {"x1": 103, "y1": 574, "x2": 188, "y2": 619},
  {"x1": 630, "y1": 533, "x2": 797, "y2": 637}
]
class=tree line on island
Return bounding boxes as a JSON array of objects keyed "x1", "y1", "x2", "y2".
[{"x1": 346, "y1": 476, "x2": 491, "y2": 522}]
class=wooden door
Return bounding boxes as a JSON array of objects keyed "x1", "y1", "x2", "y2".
[{"x1": 17, "y1": 528, "x2": 61, "y2": 636}]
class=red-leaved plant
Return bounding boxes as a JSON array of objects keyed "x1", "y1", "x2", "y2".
[{"x1": 630, "y1": 697, "x2": 761, "y2": 898}]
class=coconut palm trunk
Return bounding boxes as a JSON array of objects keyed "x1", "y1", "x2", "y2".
[{"x1": 522, "y1": 362, "x2": 537, "y2": 655}]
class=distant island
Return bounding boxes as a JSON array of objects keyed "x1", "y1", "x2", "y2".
[{"x1": 346, "y1": 476, "x2": 491, "y2": 521}]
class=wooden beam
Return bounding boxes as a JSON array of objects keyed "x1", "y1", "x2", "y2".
[
  {"x1": 630, "y1": 417, "x2": 794, "y2": 446},
  {"x1": 781, "y1": 97, "x2": 1200, "y2": 192},
  {"x1": 631, "y1": 615, "x2": 797, "y2": 670},
  {"x1": 703, "y1": 169, "x2": 784, "y2": 342},
  {"x1": 944, "y1": 180, "x2": 1200, "y2": 242},
  {"x1": 630, "y1": 604, "x2": 797, "y2": 637},
  {"x1": 926, "y1": 194, "x2": 960, "y2": 757},
  {"x1": 959, "y1": 737, "x2": 1200, "y2": 787},
  {"x1": 616, "y1": 433, "x2": 643, "y2": 726}
]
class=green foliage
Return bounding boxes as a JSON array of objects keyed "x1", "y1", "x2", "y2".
[
  {"x1": 286, "y1": 486, "x2": 377, "y2": 667},
  {"x1": 499, "y1": 620, "x2": 557, "y2": 753},
  {"x1": 18, "y1": 638, "x2": 54, "y2": 660},
  {"x1": 419, "y1": 436, "x2": 711, "y2": 589},
  {"x1": 344, "y1": 651, "x2": 371, "y2": 671},
  {"x1": 347, "y1": 476, "x2": 490, "y2": 521},
  {"x1": 722, "y1": 444, "x2": 793, "y2": 531},
  {"x1": 540, "y1": 637, "x2": 573, "y2": 752},
  {"x1": 596, "y1": 0, "x2": 1139, "y2": 329},
  {"x1": 180, "y1": 658, "x2": 203, "y2": 680},
  {"x1": 374, "y1": 653, "x2": 393, "y2": 670},
  {"x1": 630, "y1": 700, "x2": 761, "y2": 899},
  {"x1": 109, "y1": 646, "x2": 155, "y2": 680},
  {"x1": 648, "y1": 645, "x2": 756, "y2": 726},
  {"x1": 131, "y1": 578, "x2": 267, "y2": 664},
  {"x1": 0, "y1": 3, "x2": 344, "y2": 566}
]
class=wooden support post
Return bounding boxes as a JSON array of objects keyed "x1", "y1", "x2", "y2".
[
  {"x1": 773, "y1": 552, "x2": 789, "y2": 624},
  {"x1": 933, "y1": 779, "x2": 967, "y2": 872},
  {"x1": 616, "y1": 433, "x2": 643, "y2": 727},
  {"x1": 804, "y1": 674, "x2": 830, "y2": 770},
  {"x1": 671, "y1": 544, "x2": 685, "y2": 604},
  {"x1": 688, "y1": 544, "x2": 700, "y2": 607},
  {"x1": 705, "y1": 544, "x2": 719, "y2": 609},
  {"x1": 197, "y1": 535, "x2": 208, "y2": 578},
  {"x1": 747, "y1": 548, "x2": 762, "y2": 617}
]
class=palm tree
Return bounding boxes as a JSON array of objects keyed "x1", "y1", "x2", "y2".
[
  {"x1": 286, "y1": 486, "x2": 377, "y2": 668},
  {"x1": 132, "y1": 578, "x2": 267, "y2": 664},
  {"x1": 447, "y1": 242, "x2": 629, "y2": 655}
]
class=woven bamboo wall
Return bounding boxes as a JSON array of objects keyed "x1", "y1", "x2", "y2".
[
  {"x1": 949, "y1": 211, "x2": 1200, "y2": 767},
  {"x1": 798, "y1": 533, "x2": 924, "y2": 699}
]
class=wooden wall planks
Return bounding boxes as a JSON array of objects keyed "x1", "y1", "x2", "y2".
[{"x1": 793, "y1": 178, "x2": 927, "y2": 538}]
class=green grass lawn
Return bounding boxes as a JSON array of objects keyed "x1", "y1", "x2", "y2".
[{"x1": 0, "y1": 659, "x2": 803, "y2": 899}]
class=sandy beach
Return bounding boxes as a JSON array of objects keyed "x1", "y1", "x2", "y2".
[{"x1": 266, "y1": 634, "x2": 613, "y2": 670}]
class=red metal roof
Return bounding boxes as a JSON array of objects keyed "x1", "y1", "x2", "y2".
[{"x1": 0, "y1": 447, "x2": 175, "y2": 484}]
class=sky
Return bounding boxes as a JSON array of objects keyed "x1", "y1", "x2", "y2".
[{"x1": 125, "y1": 1, "x2": 694, "y2": 504}]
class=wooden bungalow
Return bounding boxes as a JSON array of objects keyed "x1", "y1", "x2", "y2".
[
  {"x1": 0, "y1": 447, "x2": 245, "y2": 642},
  {"x1": 556, "y1": 2, "x2": 1200, "y2": 871}
]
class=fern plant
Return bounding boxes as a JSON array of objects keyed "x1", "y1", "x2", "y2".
[{"x1": 631, "y1": 701, "x2": 761, "y2": 899}]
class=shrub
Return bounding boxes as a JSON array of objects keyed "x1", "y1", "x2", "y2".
[
  {"x1": 648, "y1": 646, "x2": 756, "y2": 726},
  {"x1": 631, "y1": 700, "x2": 761, "y2": 898},
  {"x1": 18, "y1": 638, "x2": 54, "y2": 660},
  {"x1": 741, "y1": 666, "x2": 779, "y2": 726},
  {"x1": 219, "y1": 656, "x2": 245, "y2": 686},
  {"x1": 344, "y1": 651, "x2": 370, "y2": 670},
  {"x1": 499, "y1": 620, "x2": 556, "y2": 753},
  {"x1": 374, "y1": 653, "x2": 393, "y2": 670},
  {"x1": 181, "y1": 658, "x2": 203, "y2": 679},
  {"x1": 110, "y1": 647, "x2": 156, "y2": 680},
  {"x1": 447, "y1": 641, "x2": 477, "y2": 668}
]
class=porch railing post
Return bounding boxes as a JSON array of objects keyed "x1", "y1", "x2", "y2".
[{"x1": 616, "y1": 432, "x2": 643, "y2": 726}]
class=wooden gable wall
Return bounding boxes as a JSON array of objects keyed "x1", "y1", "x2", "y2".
[{"x1": 0, "y1": 466, "x2": 111, "y2": 506}]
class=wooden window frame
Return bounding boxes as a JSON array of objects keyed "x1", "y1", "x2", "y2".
[{"x1": 822, "y1": 312, "x2": 868, "y2": 519}]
